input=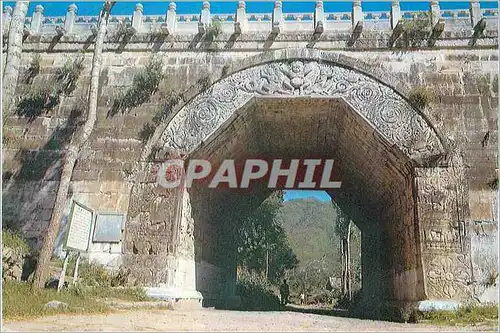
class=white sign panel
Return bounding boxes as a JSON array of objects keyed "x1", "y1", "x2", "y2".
[{"x1": 65, "y1": 201, "x2": 93, "y2": 252}]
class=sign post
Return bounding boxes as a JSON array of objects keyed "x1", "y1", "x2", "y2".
[
  {"x1": 57, "y1": 200, "x2": 93, "y2": 292},
  {"x1": 57, "y1": 251, "x2": 70, "y2": 292}
]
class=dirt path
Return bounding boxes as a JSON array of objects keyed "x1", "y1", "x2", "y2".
[{"x1": 3, "y1": 308, "x2": 496, "y2": 332}]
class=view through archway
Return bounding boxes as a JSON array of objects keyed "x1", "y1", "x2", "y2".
[{"x1": 182, "y1": 96, "x2": 426, "y2": 317}]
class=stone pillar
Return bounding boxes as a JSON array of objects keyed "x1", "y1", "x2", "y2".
[
  {"x1": 199, "y1": 0, "x2": 211, "y2": 33},
  {"x1": 64, "y1": 3, "x2": 77, "y2": 34},
  {"x1": 2, "y1": 6, "x2": 13, "y2": 37},
  {"x1": 132, "y1": 3, "x2": 144, "y2": 33},
  {"x1": 352, "y1": 0, "x2": 363, "y2": 30},
  {"x1": 30, "y1": 5, "x2": 44, "y2": 34},
  {"x1": 415, "y1": 163, "x2": 474, "y2": 305},
  {"x1": 272, "y1": 0, "x2": 283, "y2": 34},
  {"x1": 390, "y1": 0, "x2": 401, "y2": 29},
  {"x1": 235, "y1": 0, "x2": 247, "y2": 34},
  {"x1": 430, "y1": 0, "x2": 441, "y2": 27},
  {"x1": 358, "y1": 221, "x2": 387, "y2": 318},
  {"x1": 314, "y1": 0, "x2": 325, "y2": 33},
  {"x1": 165, "y1": 2, "x2": 177, "y2": 34},
  {"x1": 469, "y1": 0, "x2": 481, "y2": 28},
  {"x1": 124, "y1": 154, "x2": 202, "y2": 305}
]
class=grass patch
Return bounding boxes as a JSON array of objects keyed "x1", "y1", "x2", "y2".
[
  {"x1": 2, "y1": 281, "x2": 108, "y2": 320},
  {"x1": 2, "y1": 280, "x2": 151, "y2": 321},
  {"x1": 420, "y1": 304, "x2": 498, "y2": 326}
]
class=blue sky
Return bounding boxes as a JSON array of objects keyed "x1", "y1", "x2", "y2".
[
  {"x1": 3, "y1": 1, "x2": 497, "y2": 16},
  {"x1": 284, "y1": 190, "x2": 331, "y2": 202}
]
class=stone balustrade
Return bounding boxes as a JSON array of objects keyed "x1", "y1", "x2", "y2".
[{"x1": 2, "y1": 0, "x2": 497, "y2": 40}]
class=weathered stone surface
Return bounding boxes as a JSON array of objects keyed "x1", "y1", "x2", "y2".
[{"x1": 1, "y1": 11, "x2": 498, "y2": 319}]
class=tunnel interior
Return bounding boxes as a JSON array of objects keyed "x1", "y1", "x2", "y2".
[{"x1": 185, "y1": 97, "x2": 426, "y2": 312}]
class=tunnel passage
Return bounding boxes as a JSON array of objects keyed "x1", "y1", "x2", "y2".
[{"x1": 186, "y1": 97, "x2": 426, "y2": 310}]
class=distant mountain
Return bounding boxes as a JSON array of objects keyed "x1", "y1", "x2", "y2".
[{"x1": 276, "y1": 198, "x2": 343, "y2": 275}]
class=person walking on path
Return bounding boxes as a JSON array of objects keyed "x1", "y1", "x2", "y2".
[{"x1": 279, "y1": 279, "x2": 290, "y2": 305}]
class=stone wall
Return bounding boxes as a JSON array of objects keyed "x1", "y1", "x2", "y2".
[{"x1": 2, "y1": 8, "x2": 498, "y2": 309}]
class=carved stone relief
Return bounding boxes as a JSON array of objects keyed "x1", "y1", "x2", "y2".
[
  {"x1": 160, "y1": 60, "x2": 445, "y2": 163},
  {"x1": 416, "y1": 160, "x2": 473, "y2": 301},
  {"x1": 425, "y1": 254, "x2": 473, "y2": 300}
]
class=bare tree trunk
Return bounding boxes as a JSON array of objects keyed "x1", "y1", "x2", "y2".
[
  {"x1": 340, "y1": 222, "x2": 352, "y2": 299},
  {"x1": 341, "y1": 237, "x2": 347, "y2": 296},
  {"x1": 3, "y1": 1, "x2": 29, "y2": 114},
  {"x1": 265, "y1": 248, "x2": 269, "y2": 280},
  {"x1": 32, "y1": 1, "x2": 114, "y2": 291},
  {"x1": 346, "y1": 222, "x2": 352, "y2": 300}
]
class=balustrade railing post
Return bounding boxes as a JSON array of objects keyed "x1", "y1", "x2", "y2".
[
  {"x1": 390, "y1": 1, "x2": 401, "y2": 29},
  {"x1": 30, "y1": 5, "x2": 44, "y2": 34},
  {"x1": 199, "y1": 1, "x2": 211, "y2": 34},
  {"x1": 430, "y1": 0, "x2": 441, "y2": 26},
  {"x1": 272, "y1": 0, "x2": 283, "y2": 34},
  {"x1": 164, "y1": 2, "x2": 177, "y2": 34},
  {"x1": 429, "y1": 1, "x2": 445, "y2": 46},
  {"x1": 352, "y1": 0, "x2": 363, "y2": 34},
  {"x1": 63, "y1": 3, "x2": 77, "y2": 34},
  {"x1": 314, "y1": 0, "x2": 325, "y2": 34},
  {"x1": 235, "y1": 0, "x2": 247, "y2": 34},
  {"x1": 132, "y1": 3, "x2": 144, "y2": 33},
  {"x1": 469, "y1": 0, "x2": 481, "y2": 28}
]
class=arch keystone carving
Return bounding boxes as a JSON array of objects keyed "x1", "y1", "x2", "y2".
[{"x1": 160, "y1": 59, "x2": 446, "y2": 164}]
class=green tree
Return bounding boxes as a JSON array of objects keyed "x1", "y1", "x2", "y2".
[{"x1": 236, "y1": 191, "x2": 298, "y2": 282}]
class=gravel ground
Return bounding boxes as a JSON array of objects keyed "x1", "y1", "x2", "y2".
[{"x1": 3, "y1": 308, "x2": 497, "y2": 332}]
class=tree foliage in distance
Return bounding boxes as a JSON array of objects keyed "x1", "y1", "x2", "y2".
[{"x1": 236, "y1": 191, "x2": 299, "y2": 282}]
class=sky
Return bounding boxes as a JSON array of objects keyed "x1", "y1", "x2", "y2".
[
  {"x1": 284, "y1": 190, "x2": 331, "y2": 202},
  {"x1": 2, "y1": 1, "x2": 498, "y2": 16}
]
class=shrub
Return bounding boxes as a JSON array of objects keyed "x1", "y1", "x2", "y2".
[
  {"x1": 78, "y1": 261, "x2": 132, "y2": 288},
  {"x1": 152, "y1": 90, "x2": 182, "y2": 126},
  {"x1": 16, "y1": 84, "x2": 60, "y2": 121},
  {"x1": 402, "y1": 13, "x2": 430, "y2": 48},
  {"x1": 487, "y1": 178, "x2": 498, "y2": 190},
  {"x1": 111, "y1": 56, "x2": 165, "y2": 116},
  {"x1": 139, "y1": 123, "x2": 156, "y2": 144},
  {"x1": 236, "y1": 270, "x2": 280, "y2": 311},
  {"x1": 206, "y1": 20, "x2": 222, "y2": 41},
  {"x1": 2, "y1": 229, "x2": 30, "y2": 254},
  {"x1": 408, "y1": 86, "x2": 435, "y2": 109},
  {"x1": 78, "y1": 261, "x2": 112, "y2": 287},
  {"x1": 24, "y1": 54, "x2": 41, "y2": 84},
  {"x1": 55, "y1": 55, "x2": 85, "y2": 95},
  {"x1": 16, "y1": 55, "x2": 83, "y2": 121},
  {"x1": 197, "y1": 75, "x2": 212, "y2": 91},
  {"x1": 485, "y1": 269, "x2": 498, "y2": 287}
]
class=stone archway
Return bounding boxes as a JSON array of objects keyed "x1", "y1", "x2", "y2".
[
  {"x1": 160, "y1": 59, "x2": 445, "y2": 163},
  {"x1": 124, "y1": 53, "x2": 474, "y2": 318}
]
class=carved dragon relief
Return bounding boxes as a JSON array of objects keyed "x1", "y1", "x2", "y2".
[{"x1": 160, "y1": 60, "x2": 445, "y2": 163}]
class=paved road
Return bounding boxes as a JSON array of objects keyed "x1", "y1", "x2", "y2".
[{"x1": 3, "y1": 308, "x2": 494, "y2": 332}]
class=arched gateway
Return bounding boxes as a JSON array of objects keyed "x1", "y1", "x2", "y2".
[{"x1": 124, "y1": 51, "x2": 473, "y2": 319}]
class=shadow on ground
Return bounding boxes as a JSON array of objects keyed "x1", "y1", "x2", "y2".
[{"x1": 282, "y1": 304, "x2": 351, "y2": 318}]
